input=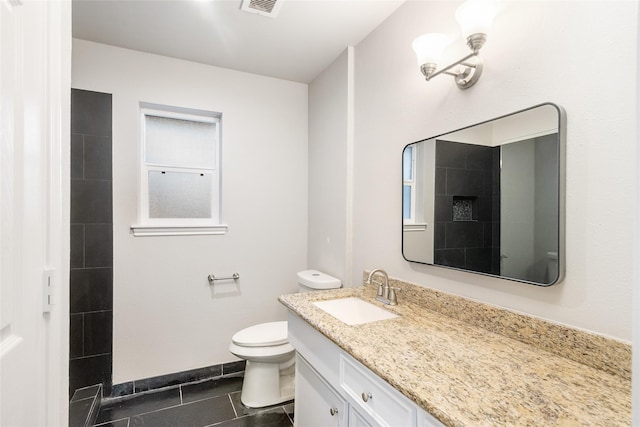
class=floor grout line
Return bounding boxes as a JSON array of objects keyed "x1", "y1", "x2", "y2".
[
  {"x1": 181, "y1": 392, "x2": 238, "y2": 406},
  {"x1": 118, "y1": 401, "x2": 185, "y2": 420},
  {"x1": 93, "y1": 416, "x2": 129, "y2": 427},
  {"x1": 228, "y1": 393, "x2": 238, "y2": 418},
  {"x1": 283, "y1": 404, "x2": 294, "y2": 425},
  {"x1": 96, "y1": 393, "x2": 241, "y2": 425}
]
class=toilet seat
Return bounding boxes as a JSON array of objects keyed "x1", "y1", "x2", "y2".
[
  {"x1": 229, "y1": 341, "x2": 295, "y2": 361},
  {"x1": 232, "y1": 321, "x2": 288, "y2": 347}
]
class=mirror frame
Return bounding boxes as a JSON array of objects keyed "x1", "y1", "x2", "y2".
[{"x1": 401, "y1": 102, "x2": 566, "y2": 286}]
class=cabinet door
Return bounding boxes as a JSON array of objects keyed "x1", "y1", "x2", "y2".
[
  {"x1": 349, "y1": 407, "x2": 375, "y2": 427},
  {"x1": 296, "y1": 355, "x2": 348, "y2": 427}
]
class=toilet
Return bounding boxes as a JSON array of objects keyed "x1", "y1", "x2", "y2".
[{"x1": 229, "y1": 270, "x2": 341, "y2": 408}]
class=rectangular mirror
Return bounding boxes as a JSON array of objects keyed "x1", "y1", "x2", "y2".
[{"x1": 402, "y1": 103, "x2": 565, "y2": 286}]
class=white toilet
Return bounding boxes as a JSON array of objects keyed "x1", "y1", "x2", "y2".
[{"x1": 229, "y1": 270, "x2": 341, "y2": 408}]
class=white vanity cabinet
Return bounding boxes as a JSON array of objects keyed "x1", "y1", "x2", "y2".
[{"x1": 288, "y1": 313, "x2": 445, "y2": 427}]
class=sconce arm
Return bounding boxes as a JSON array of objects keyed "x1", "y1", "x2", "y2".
[
  {"x1": 423, "y1": 51, "x2": 477, "y2": 81},
  {"x1": 421, "y1": 51, "x2": 483, "y2": 90}
]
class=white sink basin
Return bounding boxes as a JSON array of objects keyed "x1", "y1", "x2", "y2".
[{"x1": 313, "y1": 297, "x2": 399, "y2": 325}]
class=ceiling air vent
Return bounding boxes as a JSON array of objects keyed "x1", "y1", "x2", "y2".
[{"x1": 240, "y1": 0, "x2": 284, "y2": 18}]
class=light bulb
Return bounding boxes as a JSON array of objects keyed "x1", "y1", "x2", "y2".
[
  {"x1": 411, "y1": 33, "x2": 451, "y2": 67},
  {"x1": 455, "y1": 0, "x2": 498, "y2": 39}
]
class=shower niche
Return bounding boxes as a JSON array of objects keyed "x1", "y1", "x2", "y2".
[{"x1": 452, "y1": 197, "x2": 477, "y2": 222}]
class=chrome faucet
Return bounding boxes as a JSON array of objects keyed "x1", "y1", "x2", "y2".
[{"x1": 365, "y1": 268, "x2": 398, "y2": 306}]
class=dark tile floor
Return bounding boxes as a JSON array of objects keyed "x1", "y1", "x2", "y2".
[{"x1": 93, "y1": 376, "x2": 294, "y2": 427}]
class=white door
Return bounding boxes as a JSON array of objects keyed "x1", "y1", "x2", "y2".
[{"x1": 0, "y1": 1, "x2": 70, "y2": 426}]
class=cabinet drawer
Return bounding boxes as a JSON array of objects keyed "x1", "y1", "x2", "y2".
[{"x1": 340, "y1": 355, "x2": 416, "y2": 427}]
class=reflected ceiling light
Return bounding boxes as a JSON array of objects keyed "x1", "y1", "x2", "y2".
[{"x1": 412, "y1": 0, "x2": 498, "y2": 89}]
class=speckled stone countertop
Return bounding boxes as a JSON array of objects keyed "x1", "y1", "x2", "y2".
[{"x1": 278, "y1": 277, "x2": 631, "y2": 427}]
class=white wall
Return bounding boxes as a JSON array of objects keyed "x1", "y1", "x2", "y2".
[
  {"x1": 72, "y1": 40, "x2": 308, "y2": 383},
  {"x1": 308, "y1": 48, "x2": 353, "y2": 283},
  {"x1": 633, "y1": 4, "x2": 640, "y2": 422},
  {"x1": 343, "y1": 0, "x2": 637, "y2": 341},
  {"x1": 445, "y1": 104, "x2": 559, "y2": 146}
]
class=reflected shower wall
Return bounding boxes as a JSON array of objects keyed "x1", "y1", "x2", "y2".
[{"x1": 433, "y1": 140, "x2": 501, "y2": 275}]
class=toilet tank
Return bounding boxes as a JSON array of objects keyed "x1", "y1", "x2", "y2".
[{"x1": 297, "y1": 270, "x2": 341, "y2": 292}]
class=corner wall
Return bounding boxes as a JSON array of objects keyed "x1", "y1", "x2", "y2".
[
  {"x1": 307, "y1": 48, "x2": 353, "y2": 283},
  {"x1": 349, "y1": 0, "x2": 638, "y2": 341},
  {"x1": 72, "y1": 39, "x2": 309, "y2": 383}
]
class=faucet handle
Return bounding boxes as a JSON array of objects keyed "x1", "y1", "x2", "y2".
[
  {"x1": 369, "y1": 279, "x2": 385, "y2": 296},
  {"x1": 377, "y1": 281, "x2": 386, "y2": 297},
  {"x1": 388, "y1": 287, "x2": 400, "y2": 305}
]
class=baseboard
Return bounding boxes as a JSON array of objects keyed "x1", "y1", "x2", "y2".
[{"x1": 109, "y1": 360, "x2": 246, "y2": 399}]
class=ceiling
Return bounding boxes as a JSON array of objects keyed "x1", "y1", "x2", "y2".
[{"x1": 72, "y1": 0, "x2": 405, "y2": 83}]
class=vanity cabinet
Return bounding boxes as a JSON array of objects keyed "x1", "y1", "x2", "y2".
[{"x1": 289, "y1": 312, "x2": 444, "y2": 427}]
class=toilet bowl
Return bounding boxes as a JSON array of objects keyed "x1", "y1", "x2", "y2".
[
  {"x1": 229, "y1": 321, "x2": 295, "y2": 408},
  {"x1": 229, "y1": 270, "x2": 341, "y2": 408}
]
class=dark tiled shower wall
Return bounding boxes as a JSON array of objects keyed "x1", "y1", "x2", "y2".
[
  {"x1": 434, "y1": 140, "x2": 500, "y2": 274},
  {"x1": 70, "y1": 89, "x2": 114, "y2": 396}
]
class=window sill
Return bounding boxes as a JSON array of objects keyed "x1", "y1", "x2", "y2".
[
  {"x1": 130, "y1": 224, "x2": 228, "y2": 237},
  {"x1": 403, "y1": 223, "x2": 428, "y2": 232}
]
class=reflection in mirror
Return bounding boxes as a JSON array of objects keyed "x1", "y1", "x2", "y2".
[{"x1": 402, "y1": 103, "x2": 565, "y2": 286}]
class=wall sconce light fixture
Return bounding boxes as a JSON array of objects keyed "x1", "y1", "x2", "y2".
[{"x1": 412, "y1": 0, "x2": 497, "y2": 89}]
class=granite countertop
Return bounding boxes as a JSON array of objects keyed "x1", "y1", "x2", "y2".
[{"x1": 279, "y1": 281, "x2": 631, "y2": 427}]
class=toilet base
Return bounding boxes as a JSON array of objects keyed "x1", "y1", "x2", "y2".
[{"x1": 240, "y1": 357, "x2": 295, "y2": 408}]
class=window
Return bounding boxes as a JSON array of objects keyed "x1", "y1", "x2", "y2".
[
  {"x1": 403, "y1": 145, "x2": 416, "y2": 223},
  {"x1": 131, "y1": 104, "x2": 226, "y2": 236}
]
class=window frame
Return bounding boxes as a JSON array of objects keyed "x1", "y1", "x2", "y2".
[
  {"x1": 131, "y1": 104, "x2": 227, "y2": 237},
  {"x1": 403, "y1": 145, "x2": 417, "y2": 224}
]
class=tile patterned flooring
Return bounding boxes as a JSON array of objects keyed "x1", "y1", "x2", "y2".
[{"x1": 93, "y1": 376, "x2": 294, "y2": 427}]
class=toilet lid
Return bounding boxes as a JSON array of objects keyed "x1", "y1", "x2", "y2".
[{"x1": 232, "y1": 321, "x2": 289, "y2": 347}]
